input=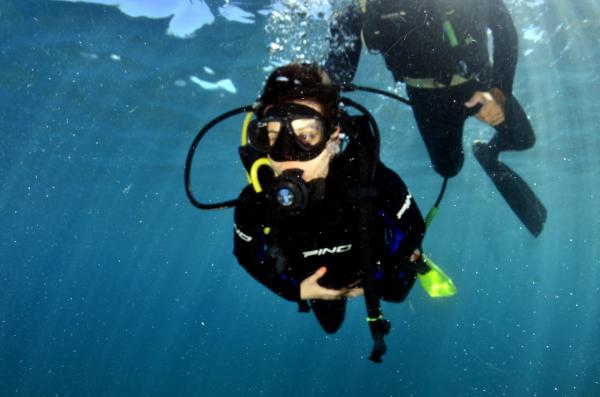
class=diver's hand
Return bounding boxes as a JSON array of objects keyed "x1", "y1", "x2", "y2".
[
  {"x1": 300, "y1": 267, "x2": 349, "y2": 300},
  {"x1": 409, "y1": 248, "x2": 421, "y2": 262},
  {"x1": 465, "y1": 90, "x2": 505, "y2": 126}
]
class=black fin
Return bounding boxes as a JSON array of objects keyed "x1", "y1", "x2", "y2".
[{"x1": 473, "y1": 142, "x2": 547, "y2": 237}]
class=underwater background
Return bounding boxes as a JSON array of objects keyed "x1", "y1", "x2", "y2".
[{"x1": 1, "y1": 0, "x2": 599, "y2": 395}]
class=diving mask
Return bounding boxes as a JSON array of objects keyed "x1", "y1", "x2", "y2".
[{"x1": 248, "y1": 103, "x2": 333, "y2": 161}]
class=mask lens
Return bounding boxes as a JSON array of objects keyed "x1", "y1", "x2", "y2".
[
  {"x1": 290, "y1": 118, "x2": 325, "y2": 148},
  {"x1": 248, "y1": 119, "x2": 278, "y2": 152}
]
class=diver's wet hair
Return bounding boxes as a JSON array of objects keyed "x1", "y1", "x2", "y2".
[{"x1": 256, "y1": 62, "x2": 340, "y2": 118}]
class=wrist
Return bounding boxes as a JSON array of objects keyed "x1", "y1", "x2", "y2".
[{"x1": 300, "y1": 285, "x2": 307, "y2": 300}]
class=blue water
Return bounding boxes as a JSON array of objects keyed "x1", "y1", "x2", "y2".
[{"x1": 2, "y1": 1, "x2": 599, "y2": 396}]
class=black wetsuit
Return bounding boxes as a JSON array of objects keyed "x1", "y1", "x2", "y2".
[
  {"x1": 233, "y1": 120, "x2": 425, "y2": 333},
  {"x1": 325, "y1": 0, "x2": 535, "y2": 177}
]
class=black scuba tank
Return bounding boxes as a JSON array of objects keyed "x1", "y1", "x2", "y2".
[{"x1": 359, "y1": 0, "x2": 489, "y2": 82}]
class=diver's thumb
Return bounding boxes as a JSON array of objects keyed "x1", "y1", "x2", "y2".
[
  {"x1": 312, "y1": 266, "x2": 327, "y2": 280},
  {"x1": 465, "y1": 93, "x2": 484, "y2": 108}
]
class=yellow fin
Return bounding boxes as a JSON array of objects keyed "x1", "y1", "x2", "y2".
[{"x1": 417, "y1": 254, "x2": 457, "y2": 298}]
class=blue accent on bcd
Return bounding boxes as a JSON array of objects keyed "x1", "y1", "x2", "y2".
[
  {"x1": 257, "y1": 234, "x2": 267, "y2": 262},
  {"x1": 376, "y1": 210, "x2": 405, "y2": 254}
]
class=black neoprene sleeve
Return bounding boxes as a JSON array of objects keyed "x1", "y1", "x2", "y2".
[{"x1": 488, "y1": 0, "x2": 519, "y2": 95}]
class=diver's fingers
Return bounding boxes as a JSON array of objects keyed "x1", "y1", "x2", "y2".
[
  {"x1": 347, "y1": 279, "x2": 362, "y2": 288},
  {"x1": 491, "y1": 109, "x2": 506, "y2": 126},
  {"x1": 479, "y1": 101, "x2": 490, "y2": 118},
  {"x1": 409, "y1": 249, "x2": 422, "y2": 262},
  {"x1": 344, "y1": 287, "x2": 365, "y2": 298},
  {"x1": 317, "y1": 286, "x2": 349, "y2": 300},
  {"x1": 485, "y1": 107, "x2": 504, "y2": 126},
  {"x1": 479, "y1": 100, "x2": 506, "y2": 126},
  {"x1": 490, "y1": 116, "x2": 503, "y2": 126}
]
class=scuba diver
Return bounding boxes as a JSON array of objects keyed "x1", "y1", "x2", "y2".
[
  {"x1": 324, "y1": 0, "x2": 547, "y2": 237},
  {"x1": 235, "y1": 62, "x2": 427, "y2": 362},
  {"x1": 184, "y1": 62, "x2": 456, "y2": 363}
]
